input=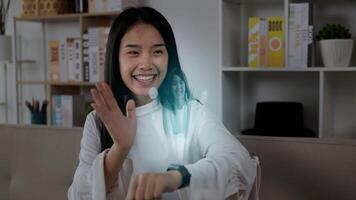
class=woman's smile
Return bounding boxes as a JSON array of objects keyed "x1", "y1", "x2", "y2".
[{"x1": 132, "y1": 74, "x2": 158, "y2": 87}]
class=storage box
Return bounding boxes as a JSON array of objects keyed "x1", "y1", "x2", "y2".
[
  {"x1": 88, "y1": 0, "x2": 139, "y2": 13},
  {"x1": 22, "y1": 0, "x2": 75, "y2": 16}
]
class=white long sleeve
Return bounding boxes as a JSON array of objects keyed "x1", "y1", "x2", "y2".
[
  {"x1": 184, "y1": 108, "x2": 257, "y2": 200},
  {"x1": 68, "y1": 100, "x2": 257, "y2": 200},
  {"x1": 67, "y1": 112, "x2": 129, "y2": 200}
]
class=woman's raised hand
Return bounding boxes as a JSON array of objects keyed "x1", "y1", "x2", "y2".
[{"x1": 91, "y1": 82, "x2": 137, "y2": 150}]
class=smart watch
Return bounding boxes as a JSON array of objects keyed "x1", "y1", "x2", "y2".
[{"x1": 167, "y1": 164, "x2": 191, "y2": 189}]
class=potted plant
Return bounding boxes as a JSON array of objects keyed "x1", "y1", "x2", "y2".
[
  {"x1": 0, "y1": 0, "x2": 11, "y2": 62},
  {"x1": 316, "y1": 24, "x2": 354, "y2": 68}
]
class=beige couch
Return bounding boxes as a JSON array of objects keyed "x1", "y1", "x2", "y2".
[
  {"x1": 0, "y1": 124, "x2": 82, "y2": 200},
  {"x1": 1, "y1": 124, "x2": 356, "y2": 200},
  {"x1": 238, "y1": 135, "x2": 356, "y2": 200}
]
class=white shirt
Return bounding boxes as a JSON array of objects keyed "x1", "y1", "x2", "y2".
[{"x1": 68, "y1": 99, "x2": 257, "y2": 200}]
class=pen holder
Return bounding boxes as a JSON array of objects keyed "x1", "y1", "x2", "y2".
[{"x1": 31, "y1": 112, "x2": 47, "y2": 125}]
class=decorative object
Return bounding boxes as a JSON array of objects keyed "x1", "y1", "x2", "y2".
[
  {"x1": 0, "y1": 0, "x2": 10, "y2": 35},
  {"x1": 22, "y1": 0, "x2": 75, "y2": 16},
  {"x1": 241, "y1": 102, "x2": 316, "y2": 137},
  {"x1": 316, "y1": 24, "x2": 354, "y2": 67},
  {"x1": 25, "y1": 98, "x2": 48, "y2": 125}
]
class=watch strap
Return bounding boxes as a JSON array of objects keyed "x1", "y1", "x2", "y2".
[{"x1": 167, "y1": 164, "x2": 191, "y2": 189}]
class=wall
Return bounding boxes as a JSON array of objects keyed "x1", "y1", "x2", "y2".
[
  {"x1": 1, "y1": 0, "x2": 221, "y2": 123},
  {"x1": 142, "y1": 0, "x2": 220, "y2": 116}
]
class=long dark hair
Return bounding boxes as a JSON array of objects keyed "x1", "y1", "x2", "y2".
[{"x1": 99, "y1": 7, "x2": 191, "y2": 151}]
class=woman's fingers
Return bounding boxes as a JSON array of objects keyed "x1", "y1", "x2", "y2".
[
  {"x1": 144, "y1": 175, "x2": 156, "y2": 200},
  {"x1": 126, "y1": 99, "x2": 136, "y2": 119},
  {"x1": 126, "y1": 176, "x2": 138, "y2": 200},
  {"x1": 136, "y1": 175, "x2": 147, "y2": 200},
  {"x1": 97, "y1": 82, "x2": 118, "y2": 110},
  {"x1": 91, "y1": 88, "x2": 104, "y2": 107},
  {"x1": 153, "y1": 177, "x2": 164, "y2": 199},
  {"x1": 122, "y1": 173, "x2": 167, "y2": 200},
  {"x1": 126, "y1": 174, "x2": 164, "y2": 200}
]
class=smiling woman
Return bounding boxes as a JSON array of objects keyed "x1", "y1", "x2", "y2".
[
  {"x1": 68, "y1": 6, "x2": 257, "y2": 200},
  {"x1": 119, "y1": 22, "x2": 168, "y2": 106}
]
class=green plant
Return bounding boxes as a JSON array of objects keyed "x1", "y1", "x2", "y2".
[
  {"x1": 316, "y1": 23, "x2": 352, "y2": 40},
  {"x1": 0, "y1": 0, "x2": 10, "y2": 35}
]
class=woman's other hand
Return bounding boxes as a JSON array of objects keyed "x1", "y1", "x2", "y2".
[
  {"x1": 126, "y1": 171, "x2": 182, "y2": 200},
  {"x1": 91, "y1": 82, "x2": 137, "y2": 151}
]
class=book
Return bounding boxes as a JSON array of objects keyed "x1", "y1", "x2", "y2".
[
  {"x1": 83, "y1": 32, "x2": 90, "y2": 82},
  {"x1": 59, "y1": 39, "x2": 68, "y2": 82},
  {"x1": 52, "y1": 95, "x2": 86, "y2": 127},
  {"x1": 88, "y1": 28, "x2": 100, "y2": 82},
  {"x1": 52, "y1": 95, "x2": 73, "y2": 127},
  {"x1": 48, "y1": 40, "x2": 60, "y2": 81},
  {"x1": 288, "y1": 3, "x2": 311, "y2": 68},
  {"x1": 89, "y1": 0, "x2": 122, "y2": 13},
  {"x1": 88, "y1": 27, "x2": 110, "y2": 82},
  {"x1": 248, "y1": 17, "x2": 275, "y2": 68},
  {"x1": 66, "y1": 38, "x2": 76, "y2": 81},
  {"x1": 74, "y1": 38, "x2": 82, "y2": 82},
  {"x1": 267, "y1": 16, "x2": 285, "y2": 68},
  {"x1": 248, "y1": 17, "x2": 260, "y2": 67}
]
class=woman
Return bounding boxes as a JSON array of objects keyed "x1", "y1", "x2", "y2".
[{"x1": 68, "y1": 6, "x2": 256, "y2": 200}]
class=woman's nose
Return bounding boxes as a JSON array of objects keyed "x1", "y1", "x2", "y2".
[{"x1": 138, "y1": 53, "x2": 152, "y2": 70}]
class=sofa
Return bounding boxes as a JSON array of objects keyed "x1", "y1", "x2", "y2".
[
  {"x1": 1, "y1": 124, "x2": 356, "y2": 200},
  {"x1": 0, "y1": 124, "x2": 82, "y2": 200},
  {"x1": 238, "y1": 135, "x2": 356, "y2": 200}
]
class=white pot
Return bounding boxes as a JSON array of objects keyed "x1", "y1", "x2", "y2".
[{"x1": 319, "y1": 39, "x2": 354, "y2": 68}]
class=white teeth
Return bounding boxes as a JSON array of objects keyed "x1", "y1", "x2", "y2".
[{"x1": 134, "y1": 75, "x2": 155, "y2": 81}]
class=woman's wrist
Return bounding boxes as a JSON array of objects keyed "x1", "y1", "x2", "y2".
[
  {"x1": 165, "y1": 170, "x2": 182, "y2": 191},
  {"x1": 110, "y1": 143, "x2": 130, "y2": 157}
]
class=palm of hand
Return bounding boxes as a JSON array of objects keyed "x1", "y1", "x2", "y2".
[{"x1": 91, "y1": 82, "x2": 137, "y2": 150}]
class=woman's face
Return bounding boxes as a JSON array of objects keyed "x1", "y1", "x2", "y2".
[
  {"x1": 172, "y1": 74, "x2": 185, "y2": 100},
  {"x1": 119, "y1": 22, "x2": 168, "y2": 105}
]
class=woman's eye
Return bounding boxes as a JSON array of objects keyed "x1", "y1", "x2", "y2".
[
  {"x1": 153, "y1": 50, "x2": 164, "y2": 55},
  {"x1": 128, "y1": 51, "x2": 139, "y2": 55}
]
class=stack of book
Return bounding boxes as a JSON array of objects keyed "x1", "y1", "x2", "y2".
[
  {"x1": 51, "y1": 95, "x2": 86, "y2": 127},
  {"x1": 247, "y1": 2, "x2": 313, "y2": 68},
  {"x1": 48, "y1": 26, "x2": 110, "y2": 83},
  {"x1": 49, "y1": 38, "x2": 82, "y2": 82}
]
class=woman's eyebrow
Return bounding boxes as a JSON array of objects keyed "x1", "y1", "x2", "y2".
[
  {"x1": 124, "y1": 44, "x2": 140, "y2": 48},
  {"x1": 153, "y1": 44, "x2": 166, "y2": 47}
]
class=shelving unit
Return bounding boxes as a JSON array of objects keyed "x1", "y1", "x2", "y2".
[
  {"x1": 220, "y1": 0, "x2": 356, "y2": 139},
  {"x1": 14, "y1": 11, "x2": 119, "y2": 127}
]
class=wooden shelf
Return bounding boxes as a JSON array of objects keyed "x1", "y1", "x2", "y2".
[
  {"x1": 15, "y1": 13, "x2": 81, "y2": 22},
  {"x1": 16, "y1": 60, "x2": 36, "y2": 64},
  {"x1": 81, "y1": 11, "x2": 120, "y2": 17},
  {"x1": 224, "y1": 0, "x2": 283, "y2": 5},
  {"x1": 17, "y1": 81, "x2": 97, "y2": 86},
  {"x1": 222, "y1": 66, "x2": 356, "y2": 72},
  {"x1": 14, "y1": 11, "x2": 120, "y2": 22}
]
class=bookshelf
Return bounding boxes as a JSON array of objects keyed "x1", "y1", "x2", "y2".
[
  {"x1": 14, "y1": 11, "x2": 119, "y2": 127},
  {"x1": 220, "y1": 0, "x2": 356, "y2": 139}
]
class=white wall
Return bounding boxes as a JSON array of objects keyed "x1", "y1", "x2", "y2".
[
  {"x1": 142, "y1": 0, "x2": 220, "y2": 116},
  {"x1": 2, "y1": 1, "x2": 48, "y2": 124},
  {"x1": 1, "y1": 0, "x2": 221, "y2": 123}
]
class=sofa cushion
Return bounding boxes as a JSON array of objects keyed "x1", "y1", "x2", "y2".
[{"x1": 0, "y1": 124, "x2": 82, "y2": 200}]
